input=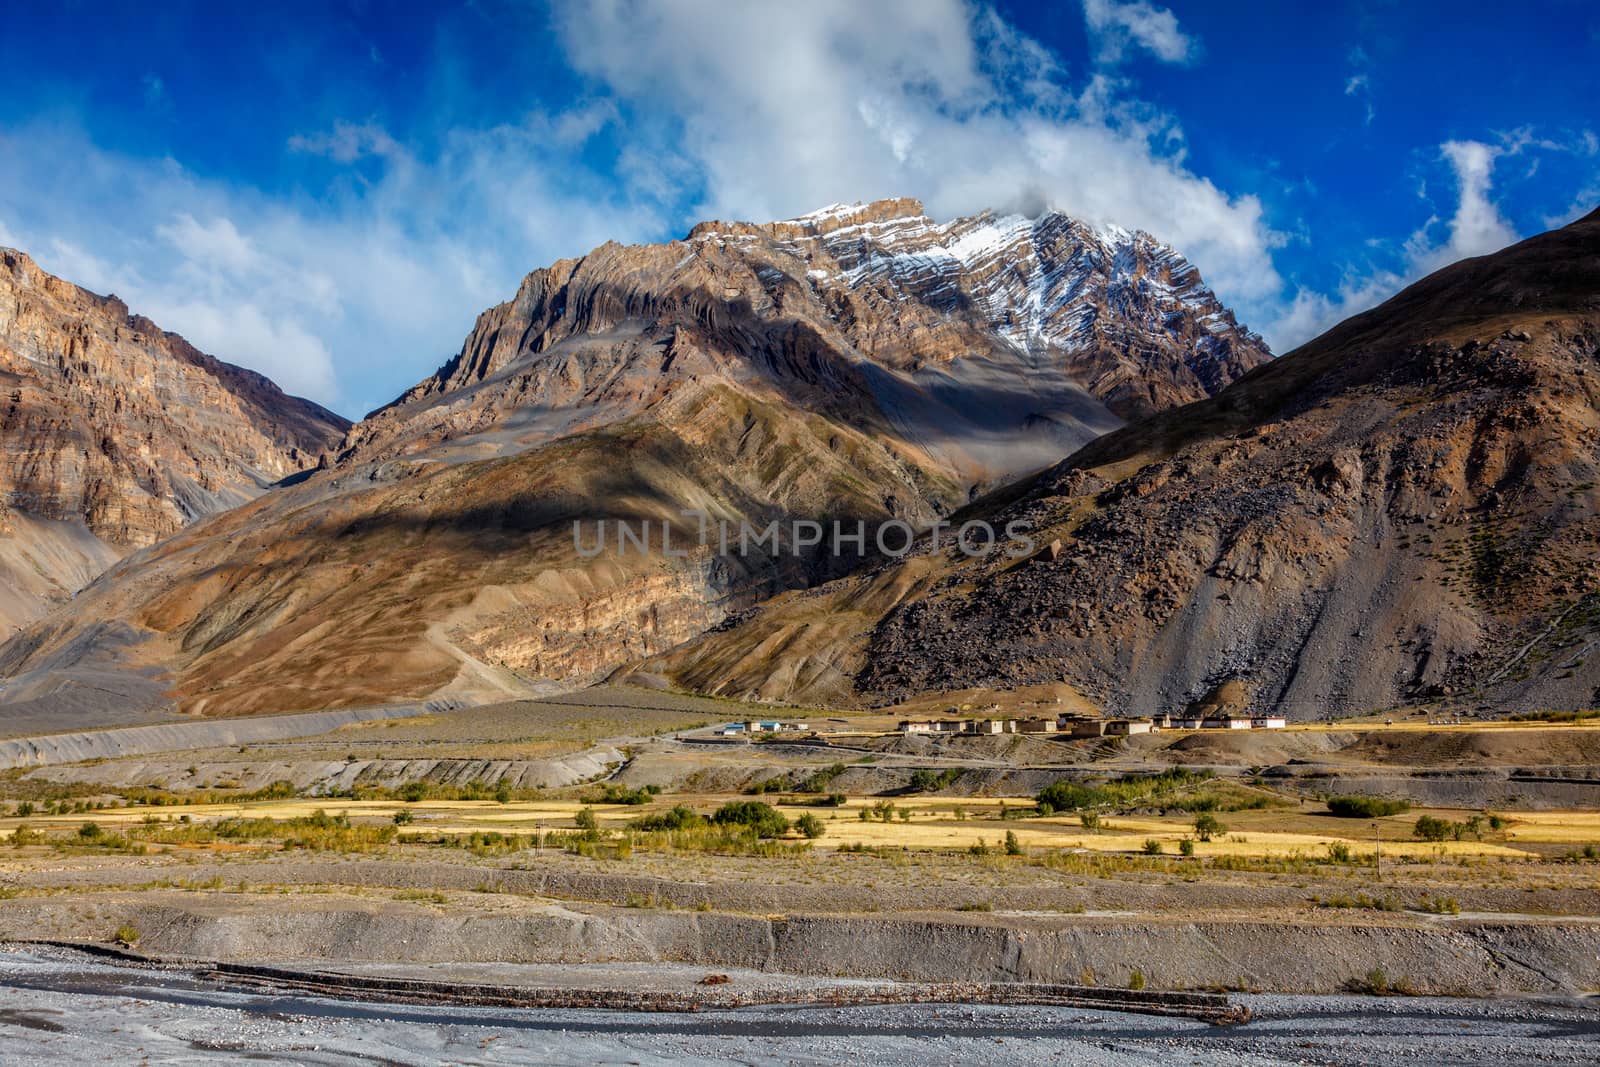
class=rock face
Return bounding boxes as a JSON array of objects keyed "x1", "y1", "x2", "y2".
[
  {"x1": 0, "y1": 200, "x2": 1265, "y2": 715},
  {"x1": 345, "y1": 197, "x2": 1267, "y2": 484},
  {"x1": 0, "y1": 248, "x2": 349, "y2": 634},
  {"x1": 647, "y1": 207, "x2": 1600, "y2": 718}
]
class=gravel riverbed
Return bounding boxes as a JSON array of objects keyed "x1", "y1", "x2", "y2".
[{"x1": 1, "y1": 947, "x2": 1597, "y2": 1065}]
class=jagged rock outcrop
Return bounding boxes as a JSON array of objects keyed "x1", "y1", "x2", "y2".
[
  {"x1": 0, "y1": 200, "x2": 1265, "y2": 715},
  {"x1": 343, "y1": 198, "x2": 1267, "y2": 483},
  {"x1": 647, "y1": 207, "x2": 1600, "y2": 718},
  {"x1": 0, "y1": 248, "x2": 348, "y2": 635}
]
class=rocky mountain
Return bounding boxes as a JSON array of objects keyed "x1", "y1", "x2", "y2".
[
  {"x1": 0, "y1": 200, "x2": 1265, "y2": 715},
  {"x1": 643, "y1": 207, "x2": 1600, "y2": 718},
  {"x1": 0, "y1": 248, "x2": 349, "y2": 636}
]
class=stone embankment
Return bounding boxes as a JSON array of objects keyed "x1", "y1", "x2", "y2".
[{"x1": 5, "y1": 897, "x2": 1597, "y2": 998}]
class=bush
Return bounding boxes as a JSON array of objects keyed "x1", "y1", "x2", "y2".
[
  {"x1": 1192, "y1": 813, "x2": 1226, "y2": 842},
  {"x1": 1317, "y1": 892, "x2": 1402, "y2": 912},
  {"x1": 398, "y1": 781, "x2": 429, "y2": 803},
  {"x1": 796, "y1": 813, "x2": 826, "y2": 839},
  {"x1": 573, "y1": 807, "x2": 599, "y2": 831},
  {"x1": 909, "y1": 768, "x2": 962, "y2": 793},
  {"x1": 78, "y1": 821, "x2": 104, "y2": 840},
  {"x1": 1141, "y1": 839, "x2": 1164, "y2": 855},
  {"x1": 1327, "y1": 843, "x2": 1353, "y2": 863},
  {"x1": 112, "y1": 924, "x2": 140, "y2": 946},
  {"x1": 710, "y1": 801, "x2": 790, "y2": 839},
  {"x1": 800, "y1": 763, "x2": 847, "y2": 793},
  {"x1": 632, "y1": 805, "x2": 704, "y2": 832},
  {"x1": 1178, "y1": 838, "x2": 1195, "y2": 857},
  {"x1": 1347, "y1": 966, "x2": 1415, "y2": 996},
  {"x1": 1416, "y1": 895, "x2": 1461, "y2": 914},
  {"x1": 1037, "y1": 782, "x2": 1109, "y2": 813},
  {"x1": 1128, "y1": 969, "x2": 1146, "y2": 991},
  {"x1": 392, "y1": 810, "x2": 414, "y2": 825},
  {"x1": 1079, "y1": 811, "x2": 1101, "y2": 832},
  {"x1": 1004, "y1": 830, "x2": 1023, "y2": 856},
  {"x1": 582, "y1": 783, "x2": 655, "y2": 805},
  {"x1": 1414, "y1": 815, "x2": 1457, "y2": 842},
  {"x1": 1326, "y1": 796, "x2": 1411, "y2": 818}
]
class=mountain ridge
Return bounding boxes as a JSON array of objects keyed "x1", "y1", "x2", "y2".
[
  {"x1": 0, "y1": 199, "x2": 1268, "y2": 716},
  {"x1": 641, "y1": 207, "x2": 1600, "y2": 718},
  {"x1": 0, "y1": 247, "x2": 348, "y2": 637}
]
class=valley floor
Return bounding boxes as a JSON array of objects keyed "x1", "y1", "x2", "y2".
[{"x1": 0, "y1": 687, "x2": 1597, "y2": 1010}]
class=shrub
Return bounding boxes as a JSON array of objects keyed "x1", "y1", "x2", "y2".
[
  {"x1": 15, "y1": 802, "x2": 34, "y2": 817},
  {"x1": 1178, "y1": 838, "x2": 1196, "y2": 857},
  {"x1": 1413, "y1": 815, "x2": 1458, "y2": 842},
  {"x1": 1317, "y1": 892, "x2": 1401, "y2": 912},
  {"x1": 1004, "y1": 830, "x2": 1023, "y2": 856},
  {"x1": 1128, "y1": 969, "x2": 1146, "y2": 991},
  {"x1": 494, "y1": 783, "x2": 513, "y2": 804},
  {"x1": 582, "y1": 783, "x2": 655, "y2": 805},
  {"x1": 1079, "y1": 812, "x2": 1101, "y2": 832},
  {"x1": 573, "y1": 807, "x2": 599, "y2": 831},
  {"x1": 796, "y1": 813, "x2": 826, "y2": 839},
  {"x1": 392, "y1": 810, "x2": 414, "y2": 825},
  {"x1": 1347, "y1": 966, "x2": 1415, "y2": 996},
  {"x1": 710, "y1": 801, "x2": 790, "y2": 839},
  {"x1": 1037, "y1": 782, "x2": 1108, "y2": 813},
  {"x1": 1326, "y1": 796, "x2": 1411, "y2": 818},
  {"x1": 1327, "y1": 843, "x2": 1353, "y2": 863},
  {"x1": 632, "y1": 806, "x2": 704, "y2": 832},
  {"x1": 800, "y1": 763, "x2": 847, "y2": 793},
  {"x1": 78, "y1": 821, "x2": 104, "y2": 840},
  {"x1": 1192, "y1": 814, "x2": 1226, "y2": 842},
  {"x1": 908, "y1": 768, "x2": 962, "y2": 793},
  {"x1": 1142, "y1": 839, "x2": 1164, "y2": 855},
  {"x1": 112, "y1": 924, "x2": 140, "y2": 946},
  {"x1": 398, "y1": 781, "x2": 429, "y2": 803}
]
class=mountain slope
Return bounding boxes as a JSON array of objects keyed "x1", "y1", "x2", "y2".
[
  {"x1": 0, "y1": 200, "x2": 1265, "y2": 715},
  {"x1": 644, "y1": 207, "x2": 1600, "y2": 718},
  {"x1": 0, "y1": 249, "x2": 349, "y2": 636}
]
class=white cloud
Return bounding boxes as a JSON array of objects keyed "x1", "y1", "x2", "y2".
[
  {"x1": 554, "y1": 0, "x2": 1281, "y2": 314},
  {"x1": 287, "y1": 120, "x2": 403, "y2": 164},
  {"x1": 1264, "y1": 139, "x2": 1522, "y2": 350},
  {"x1": 1082, "y1": 0, "x2": 1195, "y2": 65},
  {"x1": 1344, "y1": 73, "x2": 1374, "y2": 126},
  {"x1": 1404, "y1": 140, "x2": 1519, "y2": 274},
  {"x1": 0, "y1": 114, "x2": 667, "y2": 413},
  {"x1": 6, "y1": 0, "x2": 1583, "y2": 406}
]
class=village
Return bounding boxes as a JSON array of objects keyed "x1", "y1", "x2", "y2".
[{"x1": 714, "y1": 710, "x2": 1288, "y2": 739}]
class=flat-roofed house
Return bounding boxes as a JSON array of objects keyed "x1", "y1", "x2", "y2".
[{"x1": 1250, "y1": 715, "x2": 1288, "y2": 729}]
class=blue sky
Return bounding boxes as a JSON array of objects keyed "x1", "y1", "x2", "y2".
[{"x1": 0, "y1": 1, "x2": 1594, "y2": 417}]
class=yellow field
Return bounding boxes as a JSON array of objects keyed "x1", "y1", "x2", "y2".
[
  {"x1": 4, "y1": 791, "x2": 1580, "y2": 860},
  {"x1": 1494, "y1": 810, "x2": 1600, "y2": 844}
]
